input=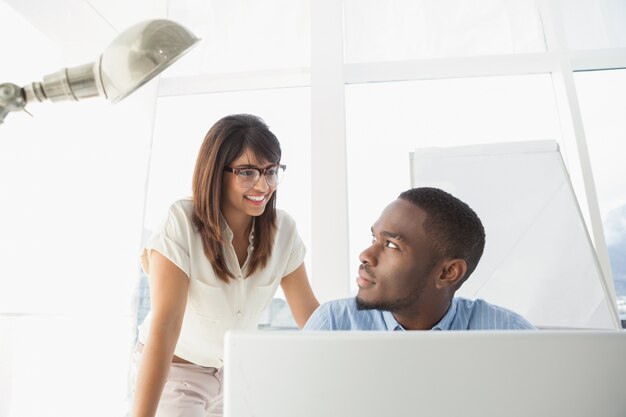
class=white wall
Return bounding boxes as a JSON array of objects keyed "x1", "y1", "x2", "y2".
[{"x1": 0, "y1": 2, "x2": 161, "y2": 415}]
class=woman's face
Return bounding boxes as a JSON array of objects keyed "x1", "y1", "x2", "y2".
[{"x1": 221, "y1": 149, "x2": 277, "y2": 218}]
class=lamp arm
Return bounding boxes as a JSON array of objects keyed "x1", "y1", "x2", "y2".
[
  {"x1": 24, "y1": 63, "x2": 103, "y2": 103},
  {"x1": 0, "y1": 19, "x2": 198, "y2": 126},
  {"x1": 0, "y1": 83, "x2": 27, "y2": 125},
  {"x1": 0, "y1": 63, "x2": 103, "y2": 125}
]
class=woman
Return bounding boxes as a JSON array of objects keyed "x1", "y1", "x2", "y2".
[{"x1": 131, "y1": 114, "x2": 319, "y2": 417}]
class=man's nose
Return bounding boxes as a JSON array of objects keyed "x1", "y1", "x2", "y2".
[{"x1": 359, "y1": 244, "x2": 378, "y2": 267}]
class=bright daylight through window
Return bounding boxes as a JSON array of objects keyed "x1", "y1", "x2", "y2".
[{"x1": 2, "y1": 1, "x2": 626, "y2": 417}]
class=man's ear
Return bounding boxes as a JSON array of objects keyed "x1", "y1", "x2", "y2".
[{"x1": 435, "y1": 259, "x2": 467, "y2": 289}]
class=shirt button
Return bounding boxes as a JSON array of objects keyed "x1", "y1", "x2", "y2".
[{"x1": 236, "y1": 311, "x2": 242, "y2": 317}]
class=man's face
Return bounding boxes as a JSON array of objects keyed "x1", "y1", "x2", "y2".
[{"x1": 355, "y1": 199, "x2": 442, "y2": 313}]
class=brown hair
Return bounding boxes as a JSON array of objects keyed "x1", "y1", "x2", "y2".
[{"x1": 192, "y1": 114, "x2": 282, "y2": 282}]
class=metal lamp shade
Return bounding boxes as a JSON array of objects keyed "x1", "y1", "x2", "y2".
[
  {"x1": 1, "y1": 19, "x2": 198, "y2": 124},
  {"x1": 20, "y1": 19, "x2": 198, "y2": 105},
  {"x1": 99, "y1": 19, "x2": 199, "y2": 103}
]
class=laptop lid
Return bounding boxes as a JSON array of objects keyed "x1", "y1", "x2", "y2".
[{"x1": 224, "y1": 330, "x2": 626, "y2": 417}]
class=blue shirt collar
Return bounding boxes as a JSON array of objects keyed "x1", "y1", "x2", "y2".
[
  {"x1": 382, "y1": 310, "x2": 404, "y2": 331},
  {"x1": 431, "y1": 298, "x2": 458, "y2": 330},
  {"x1": 381, "y1": 298, "x2": 459, "y2": 331}
]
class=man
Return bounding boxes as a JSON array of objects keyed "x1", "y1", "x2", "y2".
[{"x1": 305, "y1": 187, "x2": 534, "y2": 331}]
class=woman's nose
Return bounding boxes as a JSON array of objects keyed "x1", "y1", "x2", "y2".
[{"x1": 254, "y1": 174, "x2": 271, "y2": 191}]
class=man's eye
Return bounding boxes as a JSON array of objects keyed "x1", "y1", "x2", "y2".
[
  {"x1": 370, "y1": 234, "x2": 377, "y2": 244},
  {"x1": 385, "y1": 241, "x2": 399, "y2": 249},
  {"x1": 267, "y1": 168, "x2": 278, "y2": 176}
]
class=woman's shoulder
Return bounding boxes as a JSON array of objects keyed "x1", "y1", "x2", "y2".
[
  {"x1": 275, "y1": 208, "x2": 297, "y2": 228},
  {"x1": 158, "y1": 198, "x2": 195, "y2": 233},
  {"x1": 167, "y1": 197, "x2": 194, "y2": 218}
]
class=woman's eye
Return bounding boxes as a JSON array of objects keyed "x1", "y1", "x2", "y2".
[{"x1": 239, "y1": 169, "x2": 256, "y2": 178}]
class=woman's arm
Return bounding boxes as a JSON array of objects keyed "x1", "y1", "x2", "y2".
[
  {"x1": 132, "y1": 251, "x2": 189, "y2": 417},
  {"x1": 280, "y1": 263, "x2": 319, "y2": 328}
]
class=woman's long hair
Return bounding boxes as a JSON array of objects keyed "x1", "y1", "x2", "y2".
[{"x1": 192, "y1": 114, "x2": 281, "y2": 282}]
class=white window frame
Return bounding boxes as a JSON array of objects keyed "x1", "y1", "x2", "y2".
[{"x1": 156, "y1": 0, "x2": 625, "y2": 326}]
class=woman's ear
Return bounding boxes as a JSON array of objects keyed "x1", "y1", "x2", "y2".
[{"x1": 435, "y1": 259, "x2": 467, "y2": 290}]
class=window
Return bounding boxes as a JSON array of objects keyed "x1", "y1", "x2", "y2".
[
  {"x1": 165, "y1": 0, "x2": 310, "y2": 76},
  {"x1": 558, "y1": 0, "x2": 626, "y2": 50},
  {"x1": 343, "y1": 0, "x2": 545, "y2": 63},
  {"x1": 575, "y1": 69, "x2": 626, "y2": 310},
  {"x1": 345, "y1": 74, "x2": 560, "y2": 291}
]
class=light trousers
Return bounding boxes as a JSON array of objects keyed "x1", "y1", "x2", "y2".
[{"x1": 130, "y1": 346, "x2": 224, "y2": 417}]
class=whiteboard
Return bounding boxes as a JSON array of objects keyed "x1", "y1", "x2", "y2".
[{"x1": 410, "y1": 140, "x2": 617, "y2": 329}]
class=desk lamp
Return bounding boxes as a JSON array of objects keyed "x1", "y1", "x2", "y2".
[{"x1": 0, "y1": 19, "x2": 199, "y2": 124}]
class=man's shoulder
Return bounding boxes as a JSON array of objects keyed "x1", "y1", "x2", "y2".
[
  {"x1": 304, "y1": 298, "x2": 384, "y2": 330},
  {"x1": 317, "y1": 297, "x2": 359, "y2": 318},
  {"x1": 455, "y1": 297, "x2": 535, "y2": 330},
  {"x1": 461, "y1": 297, "x2": 524, "y2": 317}
]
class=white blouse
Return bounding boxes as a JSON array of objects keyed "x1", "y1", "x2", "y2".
[{"x1": 138, "y1": 198, "x2": 305, "y2": 367}]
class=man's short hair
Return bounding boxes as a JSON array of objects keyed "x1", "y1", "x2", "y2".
[{"x1": 398, "y1": 187, "x2": 485, "y2": 284}]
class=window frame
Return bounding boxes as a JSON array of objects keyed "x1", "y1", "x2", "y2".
[{"x1": 154, "y1": 0, "x2": 626, "y2": 327}]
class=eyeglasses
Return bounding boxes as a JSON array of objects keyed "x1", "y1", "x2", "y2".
[{"x1": 224, "y1": 164, "x2": 286, "y2": 188}]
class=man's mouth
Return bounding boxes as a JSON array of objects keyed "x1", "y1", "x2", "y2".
[
  {"x1": 359, "y1": 263, "x2": 375, "y2": 280},
  {"x1": 356, "y1": 264, "x2": 376, "y2": 289},
  {"x1": 356, "y1": 274, "x2": 375, "y2": 289}
]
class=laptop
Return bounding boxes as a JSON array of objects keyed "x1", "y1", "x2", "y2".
[{"x1": 223, "y1": 330, "x2": 626, "y2": 417}]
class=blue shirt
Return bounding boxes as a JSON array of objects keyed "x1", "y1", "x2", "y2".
[{"x1": 304, "y1": 297, "x2": 535, "y2": 331}]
